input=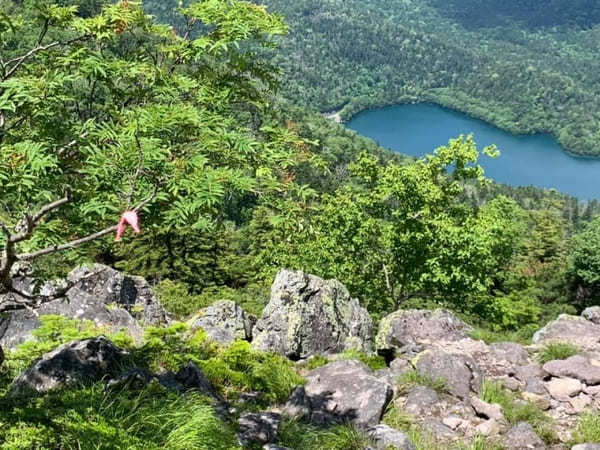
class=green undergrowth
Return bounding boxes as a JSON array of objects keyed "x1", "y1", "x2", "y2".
[
  {"x1": 383, "y1": 403, "x2": 502, "y2": 450},
  {"x1": 277, "y1": 420, "x2": 373, "y2": 450},
  {"x1": 537, "y1": 342, "x2": 579, "y2": 364},
  {"x1": 0, "y1": 315, "x2": 305, "y2": 449},
  {"x1": 304, "y1": 350, "x2": 386, "y2": 372},
  {"x1": 481, "y1": 380, "x2": 558, "y2": 444},
  {"x1": 397, "y1": 370, "x2": 447, "y2": 394},
  {"x1": 572, "y1": 410, "x2": 600, "y2": 444}
]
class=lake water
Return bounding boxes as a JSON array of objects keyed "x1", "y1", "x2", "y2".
[{"x1": 346, "y1": 103, "x2": 600, "y2": 200}]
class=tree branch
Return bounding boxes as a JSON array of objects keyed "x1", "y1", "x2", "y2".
[
  {"x1": 2, "y1": 34, "x2": 89, "y2": 82},
  {"x1": 17, "y1": 225, "x2": 117, "y2": 261}
]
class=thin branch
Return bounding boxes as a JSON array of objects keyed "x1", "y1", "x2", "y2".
[
  {"x1": 3, "y1": 34, "x2": 89, "y2": 82},
  {"x1": 17, "y1": 225, "x2": 117, "y2": 261},
  {"x1": 10, "y1": 186, "x2": 72, "y2": 245},
  {"x1": 57, "y1": 132, "x2": 89, "y2": 157}
]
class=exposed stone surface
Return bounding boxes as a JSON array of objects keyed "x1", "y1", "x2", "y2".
[
  {"x1": 532, "y1": 314, "x2": 600, "y2": 350},
  {"x1": 283, "y1": 360, "x2": 392, "y2": 429},
  {"x1": 369, "y1": 424, "x2": 416, "y2": 450},
  {"x1": 543, "y1": 355, "x2": 600, "y2": 385},
  {"x1": 582, "y1": 306, "x2": 600, "y2": 325},
  {"x1": 237, "y1": 412, "x2": 281, "y2": 446},
  {"x1": 475, "y1": 418, "x2": 500, "y2": 436},
  {"x1": 546, "y1": 377, "x2": 583, "y2": 401},
  {"x1": 470, "y1": 396, "x2": 504, "y2": 421},
  {"x1": 0, "y1": 265, "x2": 167, "y2": 349},
  {"x1": 252, "y1": 270, "x2": 372, "y2": 359},
  {"x1": 376, "y1": 309, "x2": 470, "y2": 353},
  {"x1": 405, "y1": 386, "x2": 439, "y2": 415},
  {"x1": 11, "y1": 337, "x2": 126, "y2": 394},
  {"x1": 190, "y1": 300, "x2": 254, "y2": 345},
  {"x1": 415, "y1": 349, "x2": 483, "y2": 399},
  {"x1": 502, "y1": 422, "x2": 545, "y2": 450},
  {"x1": 572, "y1": 445, "x2": 600, "y2": 450}
]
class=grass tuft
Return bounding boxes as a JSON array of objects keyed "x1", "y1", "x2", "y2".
[{"x1": 537, "y1": 342, "x2": 579, "y2": 364}]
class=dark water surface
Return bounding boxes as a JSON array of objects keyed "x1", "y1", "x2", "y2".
[{"x1": 346, "y1": 103, "x2": 600, "y2": 200}]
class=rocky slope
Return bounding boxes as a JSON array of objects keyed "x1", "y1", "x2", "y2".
[{"x1": 2, "y1": 267, "x2": 600, "y2": 449}]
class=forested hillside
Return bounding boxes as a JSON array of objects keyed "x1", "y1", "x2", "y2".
[
  {"x1": 2, "y1": 1, "x2": 600, "y2": 449},
  {"x1": 254, "y1": 0, "x2": 600, "y2": 156}
]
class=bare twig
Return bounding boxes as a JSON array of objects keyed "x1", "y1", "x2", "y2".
[
  {"x1": 57, "y1": 132, "x2": 89, "y2": 156},
  {"x1": 3, "y1": 34, "x2": 89, "y2": 82}
]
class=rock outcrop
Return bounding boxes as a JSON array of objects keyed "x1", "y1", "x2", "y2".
[
  {"x1": 375, "y1": 309, "x2": 470, "y2": 355},
  {"x1": 0, "y1": 264, "x2": 167, "y2": 349},
  {"x1": 11, "y1": 336, "x2": 126, "y2": 394},
  {"x1": 252, "y1": 270, "x2": 372, "y2": 359},
  {"x1": 532, "y1": 314, "x2": 600, "y2": 350},
  {"x1": 190, "y1": 300, "x2": 255, "y2": 345},
  {"x1": 283, "y1": 360, "x2": 393, "y2": 429}
]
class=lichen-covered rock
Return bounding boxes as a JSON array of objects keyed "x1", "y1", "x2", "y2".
[
  {"x1": 237, "y1": 412, "x2": 281, "y2": 446},
  {"x1": 414, "y1": 349, "x2": 483, "y2": 400},
  {"x1": 532, "y1": 314, "x2": 600, "y2": 350},
  {"x1": 404, "y1": 386, "x2": 440, "y2": 415},
  {"x1": 0, "y1": 265, "x2": 167, "y2": 349},
  {"x1": 252, "y1": 270, "x2": 372, "y2": 359},
  {"x1": 190, "y1": 300, "x2": 254, "y2": 345},
  {"x1": 573, "y1": 444, "x2": 600, "y2": 450},
  {"x1": 543, "y1": 355, "x2": 600, "y2": 385},
  {"x1": 369, "y1": 424, "x2": 416, "y2": 450},
  {"x1": 582, "y1": 306, "x2": 600, "y2": 325},
  {"x1": 376, "y1": 309, "x2": 470, "y2": 354},
  {"x1": 11, "y1": 337, "x2": 126, "y2": 394},
  {"x1": 470, "y1": 396, "x2": 504, "y2": 421},
  {"x1": 502, "y1": 422, "x2": 545, "y2": 450},
  {"x1": 283, "y1": 360, "x2": 392, "y2": 429}
]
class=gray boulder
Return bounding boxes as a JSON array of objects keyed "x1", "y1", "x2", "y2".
[
  {"x1": 0, "y1": 265, "x2": 167, "y2": 349},
  {"x1": 404, "y1": 386, "x2": 440, "y2": 415},
  {"x1": 572, "y1": 445, "x2": 600, "y2": 450},
  {"x1": 252, "y1": 270, "x2": 372, "y2": 359},
  {"x1": 376, "y1": 309, "x2": 470, "y2": 354},
  {"x1": 414, "y1": 349, "x2": 483, "y2": 400},
  {"x1": 237, "y1": 412, "x2": 281, "y2": 446},
  {"x1": 582, "y1": 306, "x2": 600, "y2": 325},
  {"x1": 369, "y1": 424, "x2": 416, "y2": 450},
  {"x1": 283, "y1": 360, "x2": 393, "y2": 429},
  {"x1": 502, "y1": 422, "x2": 545, "y2": 450},
  {"x1": 11, "y1": 337, "x2": 126, "y2": 394},
  {"x1": 532, "y1": 314, "x2": 600, "y2": 350},
  {"x1": 543, "y1": 355, "x2": 600, "y2": 385},
  {"x1": 190, "y1": 300, "x2": 254, "y2": 345}
]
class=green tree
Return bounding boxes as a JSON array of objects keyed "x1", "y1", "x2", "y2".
[
  {"x1": 254, "y1": 135, "x2": 521, "y2": 316},
  {"x1": 569, "y1": 217, "x2": 600, "y2": 308},
  {"x1": 0, "y1": 0, "x2": 305, "y2": 311}
]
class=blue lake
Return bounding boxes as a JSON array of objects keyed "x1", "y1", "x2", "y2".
[{"x1": 346, "y1": 103, "x2": 600, "y2": 200}]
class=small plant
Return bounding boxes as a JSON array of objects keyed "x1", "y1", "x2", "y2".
[
  {"x1": 277, "y1": 420, "x2": 373, "y2": 450},
  {"x1": 481, "y1": 380, "x2": 558, "y2": 444},
  {"x1": 573, "y1": 410, "x2": 600, "y2": 444},
  {"x1": 538, "y1": 342, "x2": 579, "y2": 364},
  {"x1": 338, "y1": 349, "x2": 387, "y2": 371},
  {"x1": 306, "y1": 355, "x2": 330, "y2": 370},
  {"x1": 397, "y1": 370, "x2": 446, "y2": 394},
  {"x1": 382, "y1": 403, "x2": 414, "y2": 431}
]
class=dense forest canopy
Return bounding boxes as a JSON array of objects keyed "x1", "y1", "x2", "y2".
[
  {"x1": 2, "y1": 1, "x2": 600, "y2": 448},
  {"x1": 250, "y1": 0, "x2": 600, "y2": 156},
  {"x1": 430, "y1": 0, "x2": 600, "y2": 29}
]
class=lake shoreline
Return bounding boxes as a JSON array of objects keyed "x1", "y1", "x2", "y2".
[
  {"x1": 328, "y1": 98, "x2": 600, "y2": 159},
  {"x1": 345, "y1": 103, "x2": 600, "y2": 200}
]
